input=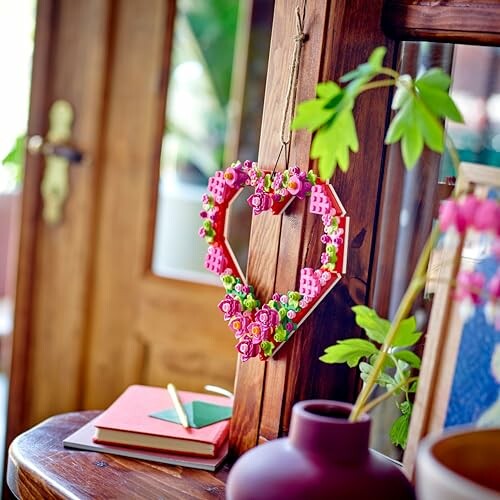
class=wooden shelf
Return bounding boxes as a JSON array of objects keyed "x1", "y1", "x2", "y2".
[{"x1": 7, "y1": 411, "x2": 228, "y2": 499}]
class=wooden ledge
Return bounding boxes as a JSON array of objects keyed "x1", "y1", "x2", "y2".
[
  {"x1": 7, "y1": 411, "x2": 228, "y2": 499},
  {"x1": 383, "y1": 0, "x2": 500, "y2": 46}
]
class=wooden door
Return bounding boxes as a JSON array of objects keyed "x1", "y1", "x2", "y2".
[{"x1": 7, "y1": 0, "x2": 241, "y2": 445}]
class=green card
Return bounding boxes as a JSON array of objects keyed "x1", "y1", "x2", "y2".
[{"x1": 150, "y1": 400, "x2": 232, "y2": 428}]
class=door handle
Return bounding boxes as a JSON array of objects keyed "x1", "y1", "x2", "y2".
[{"x1": 28, "y1": 100, "x2": 84, "y2": 225}]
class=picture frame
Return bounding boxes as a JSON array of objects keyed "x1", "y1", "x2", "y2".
[{"x1": 404, "y1": 162, "x2": 500, "y2": 475}]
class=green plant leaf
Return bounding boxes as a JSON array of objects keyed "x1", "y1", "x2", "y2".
[
  {"x1": 390, "y1": 411, "x2": 411, "y2": 449},
  {"x1": 414, "y1": 99, "x2": 445, "y2": 153},
  {"x1": 320, "y1": 338, "x2": 378, "y2": 367},
  {"x1": 291, "y1": 97, "x2": 336, "y2": 132},
  {"x1": 352, "y1": 305, "x2": 390, "y2": 344},
  {"x1": 415, "y1": 68, "x2": 451, "y2": 91},
  {"x1": 368, "y1": 46, "x2": 387, "y2": 69},
  {"x1": 340, "y1": 46, "x2": 386, "y2": 83},
  {"x1": 415, "y1": 82, "x2": 464, "y2": 123},
  {"x1": 400, "y1": 102, "x2": 424, "y2": 169},
  {"x1": 291, "y1": 82, "x2": 342, "y2": 132},
  {"x1": 359, "y1": 361, "x2": 395, "y2": 387},
  {"x1": 393, "y1": 349, "x2": 421, "y2": 368},
  {"x1": 310, "y1": 105, "x2": 358, "y2": 179},
  {"x1": 317, "y1": 81, "x2": 342, "y2": 98},
  {"x1": 399, "y1": 400, "x2": 412, "y2": 416},
  {"x1": 392, "y1": 316, "x2": 422, "y2": 347}
]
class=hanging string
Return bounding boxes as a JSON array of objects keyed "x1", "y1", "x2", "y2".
[{"x1": 273, "y1": 4, "x2": 307, "y2": 173}]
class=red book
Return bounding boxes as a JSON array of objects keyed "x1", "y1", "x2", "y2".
[{"x1": 92, "y1": 385, "x2": 231, "y2": 457}]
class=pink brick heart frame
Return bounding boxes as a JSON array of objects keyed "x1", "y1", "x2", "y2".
[{"x1": 199, "y1": 160, "x2": 349, "y2": 361}]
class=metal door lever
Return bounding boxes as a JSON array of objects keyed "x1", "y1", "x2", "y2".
[{"x1": 28, "y1": 100, "x2": 84, "y2": 224}]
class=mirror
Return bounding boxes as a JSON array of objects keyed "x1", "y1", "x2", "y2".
[
  {"x1": 370, "y1": 41, "x2": 500, "y2": 460},
  {"x1": 151, "y1": 1, "x2": 272, "y2": 284}
]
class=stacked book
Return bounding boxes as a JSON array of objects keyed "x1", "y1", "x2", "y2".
[{"x1": 63, "y1": 385, "x2": 232, "y2": 471}]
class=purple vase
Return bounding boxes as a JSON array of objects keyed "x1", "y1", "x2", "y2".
[{"x1": 226, "y1": 400, "x2": 415, "y2": 500}]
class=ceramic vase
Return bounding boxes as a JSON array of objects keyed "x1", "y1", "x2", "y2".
[
  {"x1": 226, "y1": 400, "x2": 415, "y2": 500},
  {"x1": 416, "y1": 427, "x2": 500, "y2": 499}
]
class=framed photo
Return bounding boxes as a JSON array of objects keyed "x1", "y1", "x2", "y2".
[{"x1": 404, "y1": 162, "x2": 500, "y2": 475}]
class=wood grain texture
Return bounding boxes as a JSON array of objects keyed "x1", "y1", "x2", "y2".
[
  {"x1": 15, "y1": 0, "x2": 111, "y2": 428},
  {"x1": 232, "y1": 0, "x2": 399, "y2": 454},
  {"x1": 383, "y1": 0, "x2": 500, "y2": 45},
  {"x1": 7, "y1": 411, "x2": 228, "y2": 499},
  {"x1": 281, "y1": 0, "x2": 399, "y2": 434}
]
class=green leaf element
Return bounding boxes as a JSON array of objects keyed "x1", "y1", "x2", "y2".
[
  {"x1": 368, "y1": 46, "x2": 387, "y2": 69},
  {"x1": 317, "y1": 81, "x2": 342, "y2": 99},
  {"x1": 414, "y1": 99, "x2": 445, "y2": 153},
  {"x1": 415, "y1": 68, "x2": 463, "y2": 122},
  {"x1": 320, "y1": 338, "x2": 378, "y2": 367},
  {"x1": 359, "y1": 362, "x2": 395, "y2": 387},
  {"x1": 392, "y1": 316, "x2": 422, "y2": 347},
  {"x1": 415, "y1": 81, "x2": 464, "y2": 123},
  {"x1": 386, "y1": 98, "x2": 424, "y2": 169},
  {"x1": 292, "y1": 97, "x2": 337, "y2": 132},
  {"x1": 399, "y1": 400, "x2": 412, "y2": 416},
  {"x1": 310, "y1": 105, "x2": 359, "y2": 179},
  {"x1": 390, "y1": 412, "x2": 411, "y2": 449},
  {"x1": 352, "y1": 305, "x2": 390, "y2": 344},
  {"x1": 415, "y1": 68, "x2": 451, "y2": 91},
  {"x1": 400, "y1": 101, "x2": 424, "y2": 169},
  {"x1": 386, "y1": 67, "x2": 462, "y2": 169},
  {"x1": 393, "y1": 349, "x2": 421, "y2": 368},
  {"x1": 340, "y1": 46, "x2": 387, "y2": 83},
  {"x1": 291, "y1": 82, "x2": 341, "y2": 132},
  {"x1": 390, "y1": 404, "x2": 412, "y2": 449}
]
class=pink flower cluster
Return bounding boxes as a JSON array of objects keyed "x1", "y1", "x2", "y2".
[
  {"x1": 320, "y1": 214, "x2": 343, "y2": 270},
  {"x1": 456, "y1": 268, "x2": 500, "y2": 330},
  {"x1": 218, "y1": 294, "x2": 283, "y2": 361},
  {"x1": 217, "y1": 271, "x2": 306, "y2": 361},
  {"x1": 439, "y1": 195, "x2": 500, "y2": 248},
  {"x1": 441, "y1": 193, "x2": 500, "y2": 330}
]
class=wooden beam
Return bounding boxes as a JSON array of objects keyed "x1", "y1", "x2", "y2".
[
  {"x1": 230, "y1": 0, "x2": 399, "y2": 456},
  {"x1": 383, "y1": 0, "x2": 500, "y2": 46}
]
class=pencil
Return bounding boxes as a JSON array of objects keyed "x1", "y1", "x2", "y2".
[{"x1": 167, "y1": 383, "x2": 190, "y2": 429}]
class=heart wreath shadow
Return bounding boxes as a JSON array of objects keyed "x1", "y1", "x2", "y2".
[{"x1": 199, "y1": 160, "x2": 349, "y2": 362}]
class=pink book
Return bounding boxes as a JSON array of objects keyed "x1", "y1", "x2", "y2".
[{"x1": 92, "y1": 385, "x2": 231, "y2": 457}]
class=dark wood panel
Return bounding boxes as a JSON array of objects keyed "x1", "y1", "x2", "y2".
[
  {"x1": 7, "y1": 411, "x2": 228, "y2": 499},
  {"x1": 383, "y1": 0, "x2": 500, "y2": 46},
  {"x1": 281, "y1": 0, "x2": 398, "y2": 433},
  {"x1": 231, "y1": 0, "x2": 400, "y2": 455}
]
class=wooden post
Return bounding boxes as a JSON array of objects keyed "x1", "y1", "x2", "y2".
[{"x1": 230, "y1": 0, "x2": 398, "y2": 456}]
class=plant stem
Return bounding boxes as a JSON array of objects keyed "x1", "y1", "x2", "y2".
[
  {"x1": 361, "y1": 377, "x2": 418, "y2": 414},
  {"x1": 360, "y1": 79, "x2": 396, "y2": 92},
  {"x1": 349, "y1": 224, "x2": 440, "y2": 422},
  {"x1": 379, "y1": 67, "x2": 401, "y2": 80}
]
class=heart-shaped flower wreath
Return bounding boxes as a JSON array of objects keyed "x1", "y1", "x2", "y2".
[{"x1": 199, "y1": 160, "x2": 349, "y2": 361}]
